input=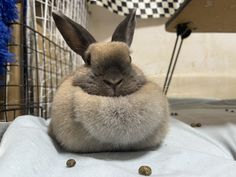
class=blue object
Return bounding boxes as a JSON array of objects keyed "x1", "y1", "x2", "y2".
[{"x1": 0, "y1": 0, "x2": 18, "y2": 75}]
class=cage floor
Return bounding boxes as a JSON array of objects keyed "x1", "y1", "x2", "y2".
[{"x1": 0, "y1": 113, "x2": 236, "y2": 177}]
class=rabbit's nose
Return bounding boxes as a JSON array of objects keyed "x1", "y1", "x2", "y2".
[{"x1": 103, "y1": 78, "x2": 123, "y2": 87}]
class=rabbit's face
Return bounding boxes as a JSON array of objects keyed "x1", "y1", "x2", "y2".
[
  {"x1": 87, "y1": 42, "x2": 131, "y2": 96},
  {"x1": 73, "y1": 42, "x2": 146, "y2": 97},
  {"x1": 52, "y1": 9, "x2": 146, "y2": 96}
]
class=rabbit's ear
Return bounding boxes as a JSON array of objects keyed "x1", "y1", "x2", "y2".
[
  {"x1": 52, "y1": 11, "x2": 96, "y2": 63},
  {"x1": 111, "y1": 9, "x2": 136, "y2": 47}
]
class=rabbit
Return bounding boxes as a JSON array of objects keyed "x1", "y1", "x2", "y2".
[{"x1": 48, "y1": 9, "x2": 169, "y2": 153}]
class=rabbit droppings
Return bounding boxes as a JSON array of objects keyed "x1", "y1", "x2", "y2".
[{"x1": 49, "y1": 10, "x2": 169, "y2": 153}]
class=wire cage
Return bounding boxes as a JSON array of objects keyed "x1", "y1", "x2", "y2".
[{"x1": 0, "y1": 0, "x2": 88, "y2": 122}]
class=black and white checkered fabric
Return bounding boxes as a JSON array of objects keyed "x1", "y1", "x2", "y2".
[{"x1": 88, "y1": 0, "x2": 184, "y2": 18}]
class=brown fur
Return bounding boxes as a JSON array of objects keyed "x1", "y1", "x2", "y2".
[
  {"x1": 49, "y1": 10, "x2": 169, "y2": 152},
  {"x1": 49, "y1": 76, "x2": 169, "y2": 152},
  {"x1": 73, "y1": 42, "x2": 146, "y2": 97}
]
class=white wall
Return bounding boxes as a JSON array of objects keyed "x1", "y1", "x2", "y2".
[{"x1": 88, "y1": 6, "x2": 236, "y2": 100}]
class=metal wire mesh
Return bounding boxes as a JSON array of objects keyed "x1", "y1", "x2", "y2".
[{"x1": 0, "y1": 0, "x2": 87, "y2": 121}]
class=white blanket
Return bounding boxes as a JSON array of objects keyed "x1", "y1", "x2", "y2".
[{"x1": 0, "y1": 115, "x2": 236, "y2": 177}]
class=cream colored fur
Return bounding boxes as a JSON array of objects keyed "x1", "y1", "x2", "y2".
[
  {"x1": 50, "y1": 10, "x2": 169, "y2": 153},
  {"x1": 49, "y1": 75, "x2": 169, "y2": 153}
]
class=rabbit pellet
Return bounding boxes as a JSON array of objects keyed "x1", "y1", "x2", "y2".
[
  {"x1": 191, "y1": 123, "x2": 202, "y2": 128},
  {"x1": 196, "y1": 123, "x2": 202, "y2": 127},
  {"x1": 138, "y1": 166, "x2": 152, "y2": 176},
  {"x1": 171, "y1": 112, "x2": 178, "y2": 116},
  {"x1": 66, "y1": 159, "x2": 76, "y2": 167}
]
